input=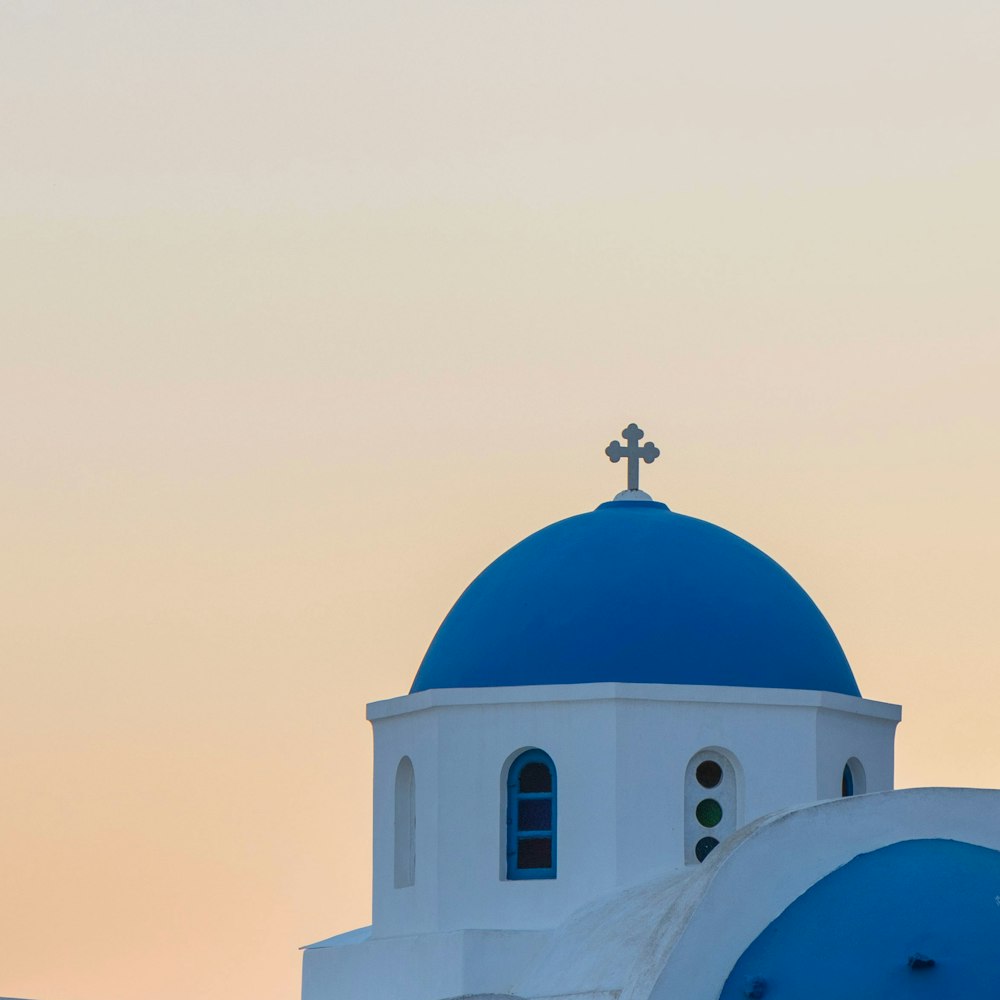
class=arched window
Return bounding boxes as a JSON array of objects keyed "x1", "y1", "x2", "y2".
[
  {"x1": 842, "y1": 757, "x2": 865, "y2": 797},
  {"x1": 394, "y1": 756, "x2": 415, "y2": 888},
  {"x1": 685, "y1": 748, "x2": 739, "y2": 864},
  {"x1": 506, "y1": 749, "x2": 556, "y2": 880}
]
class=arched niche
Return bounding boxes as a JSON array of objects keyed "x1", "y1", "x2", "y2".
[
  {"x1": 684, "y1": 747, "x2": 741, "y2": 864},
  {"x1": 394, "y1": 756, "x2": 415, "y2": 888}
]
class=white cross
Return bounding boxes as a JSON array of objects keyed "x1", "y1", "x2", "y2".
[{"x1": 606, "y1": 423, "x2": 660, "y2": 493}]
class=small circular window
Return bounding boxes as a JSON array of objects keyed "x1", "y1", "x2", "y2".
[
  {"x1": 695, "y1": 836, "x2": 719, "y2": 862},
  {"x1": 695, "y1": 798, "x2": 723, "y2": 828},
  {"x1": 696, "y1": 760, "x2": 723, "y2": 788}
]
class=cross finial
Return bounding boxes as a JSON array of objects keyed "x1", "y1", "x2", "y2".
[{"x1": 606, "y1": 423, "x2": 660, "y2": 499}]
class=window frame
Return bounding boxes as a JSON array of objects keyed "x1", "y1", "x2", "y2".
[{"x1": 506, "y1": 748, "x2": 557, "y2": 880}]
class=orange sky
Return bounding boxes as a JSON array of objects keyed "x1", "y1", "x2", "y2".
[{"x1": 3, "y1": 3, "x2": 999, "y2": 999}]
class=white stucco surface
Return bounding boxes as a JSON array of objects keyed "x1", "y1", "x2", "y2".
[
  {"x1": 367, "y1": 682, "x2": 898, "y2": 936},
  {"x1": 637, "y1": 787, "x2": 1000, "y2": 1000},
  {"x1": 304, "y1": 789, "x2": 1000, "y2": 1000},
  {"x1": 302, "y1": 682, "x2": 906, "y2": 1000}
]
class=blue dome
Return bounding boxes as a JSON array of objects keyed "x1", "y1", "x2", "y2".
[
  {"x1": 411, "y1": 499, "x2": 859, "y2": 697},
  {"x1": 721, "y1": 839, "x2": 1000, "y2": 998}
]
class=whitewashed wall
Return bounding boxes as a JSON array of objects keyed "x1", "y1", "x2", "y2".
[{"x1": 367, "y1": 682, "x2": 900, "y2": 937}]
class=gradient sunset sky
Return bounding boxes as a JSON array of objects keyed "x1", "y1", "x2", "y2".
[{"x1": 3, "y1": 3, "x2": 999, "y2": 999}]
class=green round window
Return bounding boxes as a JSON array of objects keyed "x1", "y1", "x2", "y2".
[{"x1": 696, "y1": 798, "x2": 723, "y2": 828}]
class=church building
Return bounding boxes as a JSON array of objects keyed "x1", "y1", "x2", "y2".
[{"x1": 302, "y1": 425, "x2": 1000, "y2": 1000}]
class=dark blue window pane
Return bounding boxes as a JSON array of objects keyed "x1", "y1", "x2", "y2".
[
  {"x1": 519, "y1": 762, "x2": 552, "y2": 793},
  {"x1": 842, "y1": 764, "x2": 854, "y2": 797},
  {"x1": 695, "y1": 836, "x2": 719, "y2": 862},
  {"x1": 518, "y1": 798, "x2": 552, "y2": 831},
  {"x1": 696, "y1": 760, "x2": 722, "y2": 788},
  {"x1": 518, "y1": 836, "x2": 552, "y2": 869}
]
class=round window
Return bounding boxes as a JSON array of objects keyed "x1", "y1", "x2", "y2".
[
  {"x1": 696, "y1": 798, "x2": 723, "y2": 828},
  {"x1": 695, "y1": 760, "x2": 723, "y2": 788},
  {"x1": 695, "y1": 836, "x2": 719, "y2": 862}
]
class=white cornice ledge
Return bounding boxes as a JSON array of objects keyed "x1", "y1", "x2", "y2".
[{"x1": 367, "y1": 682, "x2": 901, "y2": 722}]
